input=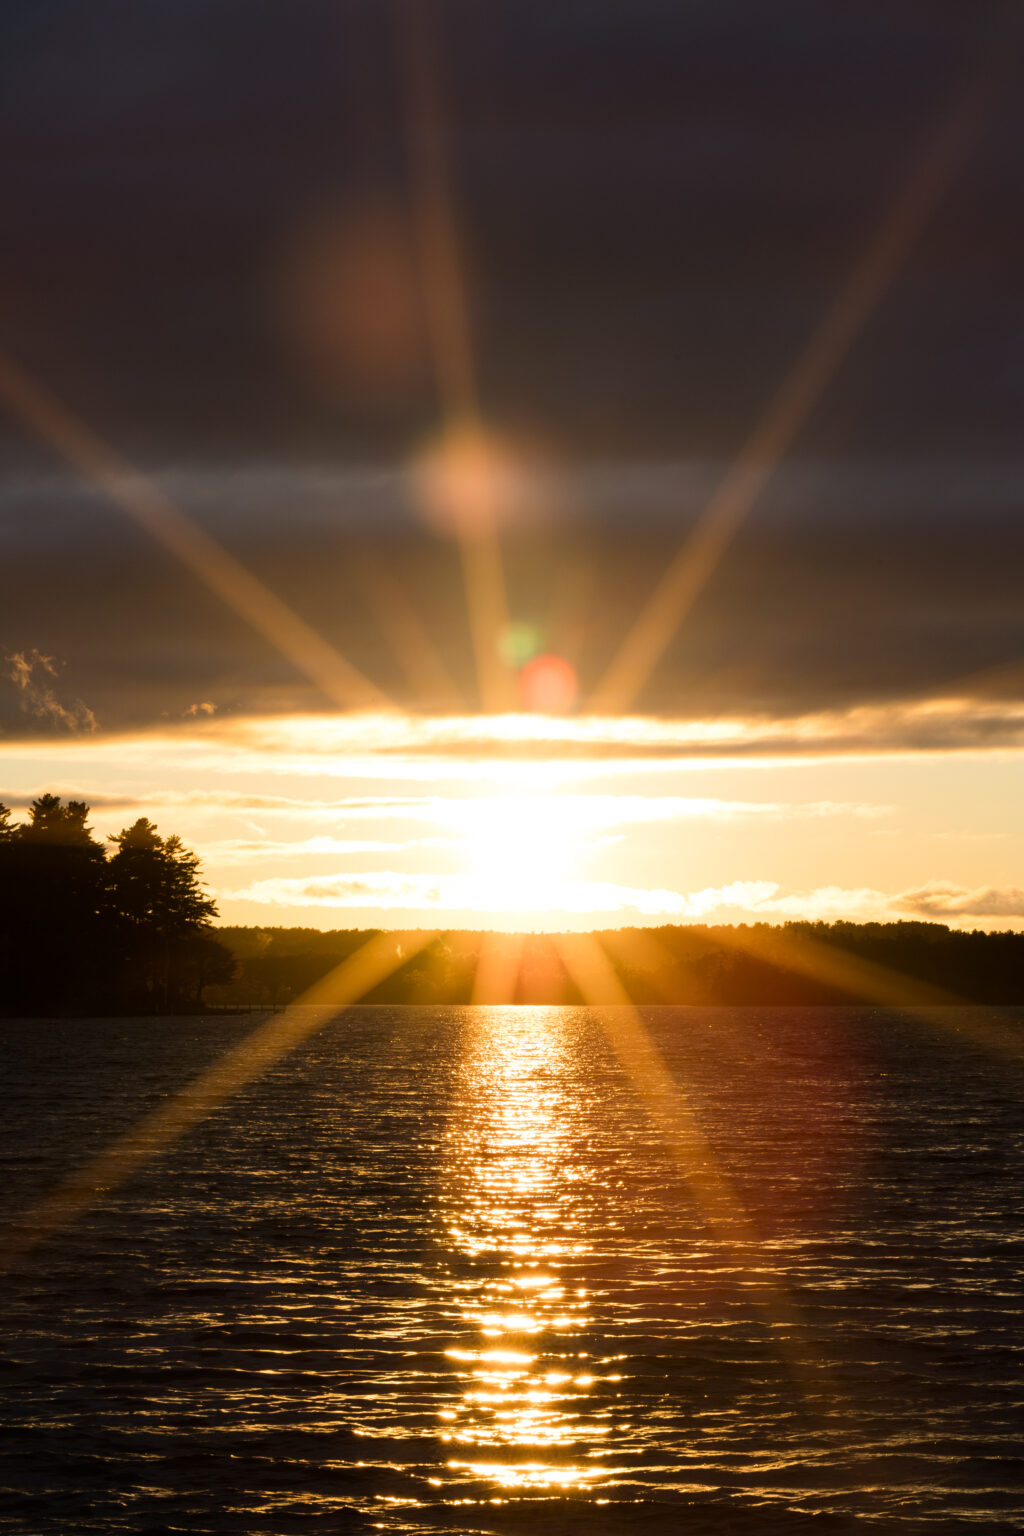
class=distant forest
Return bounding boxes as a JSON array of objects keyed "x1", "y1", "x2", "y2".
[
  {"x1": 209, "y1": 920, "x2": 1024, "y2": 1010},
  {"x1": 2, "y1": 797, "x2": 1023, "y2": 1015}
]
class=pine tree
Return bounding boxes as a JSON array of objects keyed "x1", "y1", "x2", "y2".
[
  {"x1": 1, "y1": 795, "x2": 109, "y2": 1011},
  {"x1": 108, "y1": 818, "x2": 216, "y2": 936},
  {"x1": 108, "y1": 819, "x2": 222, "y2": 1007}
]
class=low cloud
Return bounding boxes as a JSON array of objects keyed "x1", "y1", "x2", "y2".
[
  {"x1": 224, "y1": 871, "x2": 448, "y2": 910},
  {"x1": 220, "y1": 870, "x2": 700, "y2": 916},
  {"x1": 3, "y1": 696, "x2": 1024, "y2": 768},
  {"x1": 216, "y1": 871, "x2": 877, "y2": 922},
  {"x1": 892, "y1": 882, "x2": 1024, "y2": 919},
  {"x1": 678, "y1": 880, "x2": 1024, "y2": 926},
  {"x1": 217, "y1": 871, "x2": 1024, "y2": 930},
  {"x1": 645, "y1": 881, "x2": 888, "y2": 923},
  {"x1": 228, "y1": 701, "x2": 1024, "y2": 765}
]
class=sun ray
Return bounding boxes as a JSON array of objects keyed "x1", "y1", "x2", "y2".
[
  {"x1": 712, "y1": 922, "x2": 1024, "y2": 1068},
  {"x1": 471, "y1": 929, "x2": 525, "y2": 1006},
  {"x1": 554, "y1": 933, "x2": 760, "y2": 1248},
  {"x1": 599, "y1": 924, "x2": 710, "y2": 1005},
  {"x1": 394, "y1": 0, "x2": 515, "y2": 713},
  {"x1": 457, "y1": 508, "x2": 516, "y2": 715},
  {"x1": 598, "y1": 923, "x2": 764, "y2": 1073},
  {"x1": 393, "y1": 0, "x2": 474, "y2": 420},
  {"x1": 350, "y1": 541, "x2": 466, "y2": 710},
  {"x1": 0, "y1": 928, "x2": 438, "y2": 1275},
  {"x1": 601, "y1": 918, "x2": 1024, "y2": 1071},
  {"x1": 589, "y1": 44, "x2": 1008, "y2": 716},
  {"x1": 552, "y1": 930, "x2": 840, "y2": 1410},
  {"x1": 0, "y1": 351, "x2": 387, "y2": 713}
]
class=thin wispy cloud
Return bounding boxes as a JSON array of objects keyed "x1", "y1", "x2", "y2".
[
  {"x1": 187, "y1": 796, "x2": 889, "y2": 869},
  {"x1": 3, "y1": 650, "x2": 96, "y2": 733},
  {"x1": 201, "y1": 835, "x2": 442, "y2": 866}
]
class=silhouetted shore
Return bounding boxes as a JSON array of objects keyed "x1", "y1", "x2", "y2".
[
  {"x1": 206, "y1": 921, "x2": 1024, "y2": 1010},
  {"x1": 4, "y1": 796, "x2": 1023, "y2": 1016}
]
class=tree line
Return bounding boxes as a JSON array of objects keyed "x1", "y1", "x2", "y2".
[
  {"x1": 0, "y1": 796, "x2": 234, "y2": 1014},
  {"x1": 209, "y1": 920, "x2": 1024, "y2": 1008}
]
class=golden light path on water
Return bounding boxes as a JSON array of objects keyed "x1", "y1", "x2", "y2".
[{"x1": 436, "y1": 1006, "x2": 618, "y2": 1495}]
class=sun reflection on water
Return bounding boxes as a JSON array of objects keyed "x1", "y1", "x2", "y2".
[{"x1": 437, "y1": 1006, "x2": 611, "y2": 1493}]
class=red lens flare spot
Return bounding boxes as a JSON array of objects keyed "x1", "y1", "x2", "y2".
[{"x1": 518, "y1": 654, "x2": 578, "y2": 714}]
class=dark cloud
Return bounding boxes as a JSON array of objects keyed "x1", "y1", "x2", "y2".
[
  {"x1": 0, "y1": 1, "x2": 1020, "y2": 459},
  {"x1": 1, "y1": 457, "x2": 1022, "y2": 732},
  {"x1": 0, "y1": 3, "x2": 1020, "y2": 732}
]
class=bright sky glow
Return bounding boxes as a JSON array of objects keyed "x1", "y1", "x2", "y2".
[{"x1": 0, "y1": 708, "x2": 1022, "y2": 931}]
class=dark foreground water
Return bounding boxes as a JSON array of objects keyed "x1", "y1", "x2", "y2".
[{"x1": 0, "y1": 1006, "x2": 1023, "y2": 1535}]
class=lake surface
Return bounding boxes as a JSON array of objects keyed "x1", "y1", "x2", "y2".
[{"x1": 0, "y1": 1006, "x2": 1022, "y2": 1534}]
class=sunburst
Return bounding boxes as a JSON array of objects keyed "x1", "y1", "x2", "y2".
[{"x1": 0, "y1": 11, "x2": 1010, "y2": 1293}]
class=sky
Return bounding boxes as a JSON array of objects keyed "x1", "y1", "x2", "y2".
[{"x1": 0, "y1": 0, "x2": 1022, "y2": 931}]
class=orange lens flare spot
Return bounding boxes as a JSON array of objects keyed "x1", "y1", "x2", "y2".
[
  {"x1": 278, "y1": 198, "x2": 424, "y2": 407},
  {"x1": 519, "y1": 654, "x2": 578, "y2": 714},
  {"x1": 411, "y1": 420, "x2": 520, "y2": 539}
]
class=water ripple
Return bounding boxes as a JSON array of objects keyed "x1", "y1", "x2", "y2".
[{"x1": 0, "y1": 1005, "x2": 1022, "y2": 1532}]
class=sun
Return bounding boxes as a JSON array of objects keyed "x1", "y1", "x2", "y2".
[{"x1": 455, "y1": 794, "x2": 582, "y2": 915}]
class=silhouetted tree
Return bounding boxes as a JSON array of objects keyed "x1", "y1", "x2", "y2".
[
  {"x1": 108, "y1": 817, "x2": 223, "y2": 1008},
  {"x1": 0, "y1": 803, "x2": 16, "y2": 997},
  {"x1": 172, "y1": 931, "x2": 238, "y2": 1007},
  {"x1": 21, "y1": 794, "x2": 97, "y2": 847},
  {"x1": 0, "y1": 798, "x2": 233, "y2": 1014},
  {"x1": 108, "y1": 818, "x2": 215, "y2": 931},
  {"x1": 0, "y1": 795, "x2": 109, "y2": 1011}
]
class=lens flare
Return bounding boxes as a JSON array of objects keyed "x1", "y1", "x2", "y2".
[
  {"x1": 499, "y1": 621, "x2": 543, "y2": 669},
  {"x1": 277, "y1": 196, "x2": 425, "y2": 410},
  {"x1": 519, "y1": 654, "x2": 578, "y2": 714},
  {"x1": 411, "y1": 419, "x2": 522, "y2": 540}
]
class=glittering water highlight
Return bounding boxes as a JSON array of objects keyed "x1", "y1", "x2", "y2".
[{"x1": 1, "y1": 1005, "x2": 1022, "y2": 1534}]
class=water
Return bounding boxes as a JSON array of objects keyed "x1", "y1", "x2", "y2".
[{"x1": 1, "y1": 1006, "x2": 1022, "y2": 1534}]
